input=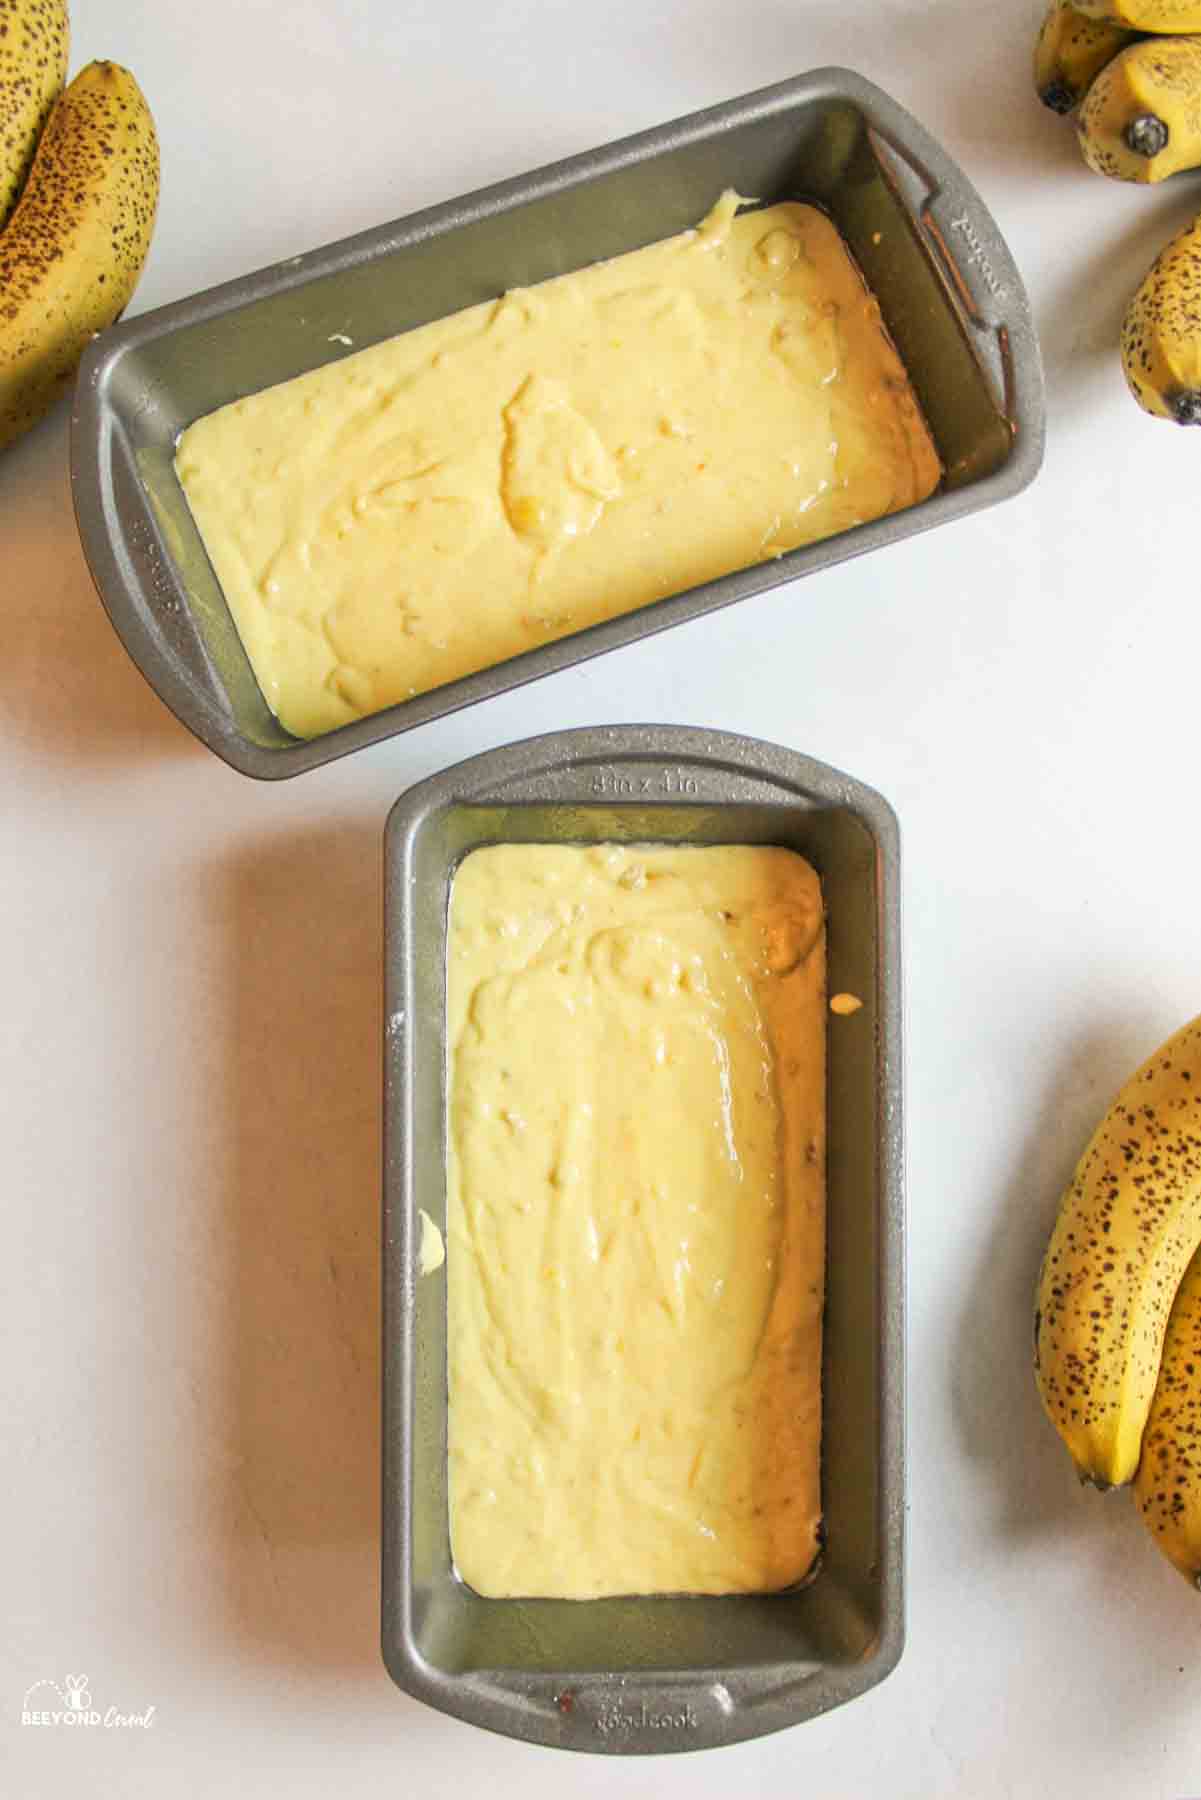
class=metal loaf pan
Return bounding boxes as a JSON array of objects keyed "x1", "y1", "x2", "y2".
[
  {"x1": 381, "y1": 725, "x2": 903, "y2": 1754},
  {"x1": 72, "y1": 69, "x2": 1044, "y2": 781}
]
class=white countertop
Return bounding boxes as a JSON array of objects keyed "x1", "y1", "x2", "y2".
[{"x1": 6, "y1": 0, "x2": 1201, "y2": 1792}]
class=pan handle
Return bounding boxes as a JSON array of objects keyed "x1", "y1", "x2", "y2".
[
  {"x1": 854, "y1": 80, "x2": 1044, "y2": 444},
  {"x1": 406, "y1": 723, "x2": 893, "y2": 820},
  {"x1": 393, "y1": 1659, "x2": 881, "y2": 1754}
]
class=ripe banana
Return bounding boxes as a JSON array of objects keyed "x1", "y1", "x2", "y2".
[
  {"x1": 1034, "y1": 1014, "x2": 1201, "y2": 1488},
  {"x1": 1121, "y1": 207, "x2": 1201, "y2": 420},
  {"x1": 1035, "y1": 0, "x2": 1139, "y2": 113},
  {"x1": 0, "y1": 59, "x2": 158, "y2": 454},
  {"x1": 1134, "y1": 1243, "x2": 1201, "y2": 1587},
  {"x1": 1074, "y1": 0, "x2": 1201, "y2": 27},
  {"x1": 1077, "y1": 35, "x2": 1201, "y2": 178},
  {"x1": 0, "y1": 0, "x2": 68, "y2": 230}
]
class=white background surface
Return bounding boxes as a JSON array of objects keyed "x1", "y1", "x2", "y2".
[{"x1": 5, "y1": 0, "x2": 1201, "y2": 1793}]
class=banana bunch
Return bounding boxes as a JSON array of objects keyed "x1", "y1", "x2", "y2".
[
  {"x1": 0, "y1": 1, "x2": 158, "y2": 454},
  {"x1": 1035, "y1": 0, "x2": 1201, "y2": 421},
  {"x1": 1035, "y1": 1014, "x2": 1201, "y2": 1587}
]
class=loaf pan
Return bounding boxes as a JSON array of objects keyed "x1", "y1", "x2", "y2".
[
  {"x1": 71, "y1": 69, "x2": 1044, "y2": 781},
  {"x1": 381, "y1": 724, "x2": 903, "y2": 1753}
]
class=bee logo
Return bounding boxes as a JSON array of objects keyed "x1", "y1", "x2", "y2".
[{"x1": 63, "y1": 1675, "x2": 91, "y2": 1712}]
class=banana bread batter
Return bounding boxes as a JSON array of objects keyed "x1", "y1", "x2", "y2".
[
  {"x1": 175, "y1": 193, "x2": 940, "y2": 738},
  {"x1": 446, "y1": 842, "x2": 826, "y2": 1599}
]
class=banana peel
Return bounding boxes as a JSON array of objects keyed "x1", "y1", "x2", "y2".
[{"x1": 0, "y1": 58, "x2": 158, "y2": 452}]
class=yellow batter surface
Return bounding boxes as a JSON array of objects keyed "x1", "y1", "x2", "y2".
[
  {"x1": 446, "y1": 843, "x2": 826, "y2": 1599},
  {"x1": 175, "y1": 193, "x2": 940, "y2": 739}
]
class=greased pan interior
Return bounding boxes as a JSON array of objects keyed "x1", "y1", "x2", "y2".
[{"x1": 71, "y1": 69, "x2": 1044, "y2": 779}]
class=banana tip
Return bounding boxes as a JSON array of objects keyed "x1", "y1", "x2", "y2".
[
  {"x1": 1170, "y1": 390, "x2": 1201, "y2": 425},
  {"x1": 1124, "y1": 113, "x2": 1170, "y2": 159},
  {"x1": 1038, "y1": 81, "x2": 1076, "y2": 115}
]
